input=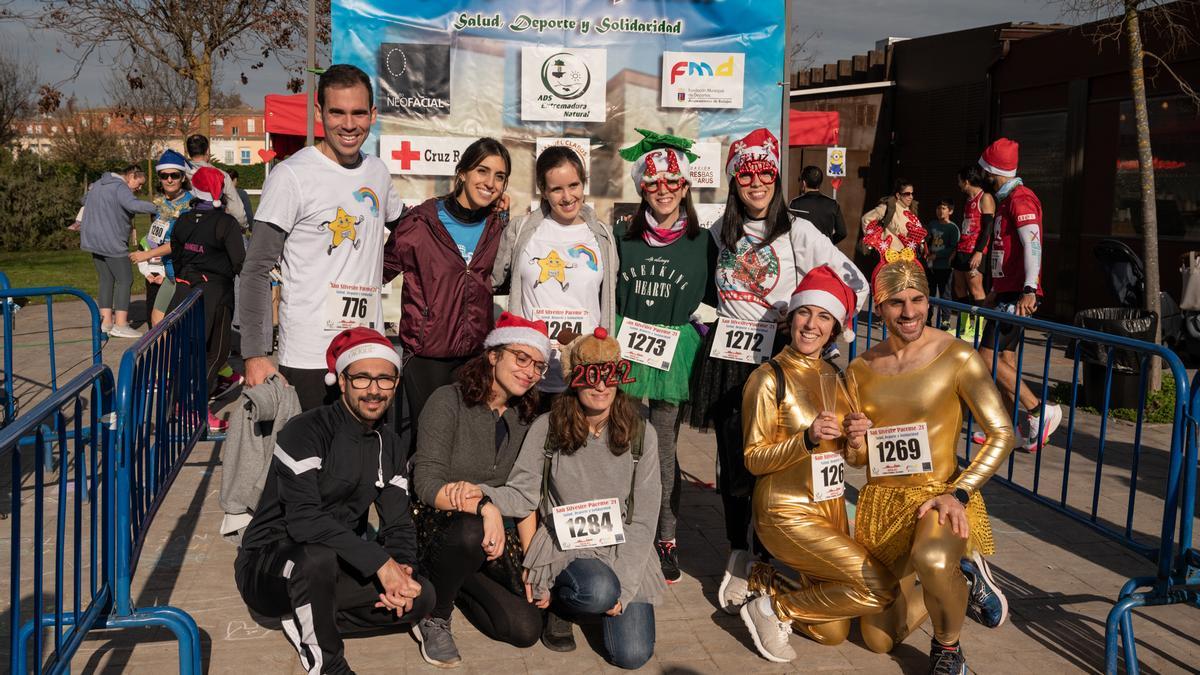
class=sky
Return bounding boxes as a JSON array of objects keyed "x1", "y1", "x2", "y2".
[{"x1": 1, "y1": 0, "x2": 1085, "y2": 109}]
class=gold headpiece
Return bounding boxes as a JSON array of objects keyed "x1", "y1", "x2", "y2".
[{"x1": 873, "y1": 260, "x2": 930, "y2": 304}]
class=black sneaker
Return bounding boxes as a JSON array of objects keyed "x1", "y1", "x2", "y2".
[
  {"x1": 657, "y1": 540, "x2": 682, "y2": 583},
  {"x1": 929, "y1": 640, "x2": 967, "y2": 675},
  {"x1": 541, "y1": 610, "x2": 576, "y2": 652}
]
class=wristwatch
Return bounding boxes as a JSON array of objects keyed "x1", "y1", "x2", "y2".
[
  {"x1": 475, "y1": 495, "x2": 493, "y2": 516},
  {"x1": 951, "y1": 488, "x2": 970, "y2": 506},
  {"x1": 1022, "y1": 285, "x2": 1037, "y2": 296}
]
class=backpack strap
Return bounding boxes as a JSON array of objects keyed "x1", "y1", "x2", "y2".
[
  {"x1": 769, "y1": 358, "x2": 786, "y2": 407},
  {"x1": 538, "y1": 433, "x2": 555, "y2": 516},
  {"x1": 624, "y1": 417, "x2": 645, "y2": 525}
]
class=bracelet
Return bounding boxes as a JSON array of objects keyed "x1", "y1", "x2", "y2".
[{"x1": 475, "y1": 495, "x2": 493, "y2": 516}]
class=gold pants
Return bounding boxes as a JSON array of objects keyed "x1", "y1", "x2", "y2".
[
  {"x1": 860, "y1": 511, "x2": 969, "y2": 651},
  {"x1": 752, "y1": 500, "x2": 897, "y2": 646}
]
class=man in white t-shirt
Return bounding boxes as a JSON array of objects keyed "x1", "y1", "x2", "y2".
[{"x1": 239, "y1": 64, "x2": 403, "y2": 410}]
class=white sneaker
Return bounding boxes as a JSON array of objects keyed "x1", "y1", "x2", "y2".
[
  {"x1": 1025, "y1": 403, "x2": 1063, "y2": 451},
  {"x1": 739, "y1": 595, "x2": 796, "y2": 663},
  {"x1": 718, "y1": 549, "x2": 752, "y2": 614},
  {"x1": 108, "y1": 324, "x2": 144, "y2": 339}
]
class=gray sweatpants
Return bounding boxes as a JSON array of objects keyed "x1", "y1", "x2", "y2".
[
  {"x1": 647, "y1": 400, "x2": 683, "y2": 541},
  {"x1": 91, "y1": 253, "x2": 133, "y2": 312}
]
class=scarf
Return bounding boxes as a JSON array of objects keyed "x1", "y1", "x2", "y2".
[
  {"x1": 996, "y1": 177, "x2": 1023, "y2": 202},
  {"x1": 642, "y1": 209, "x2": 687, "y2": 248}
]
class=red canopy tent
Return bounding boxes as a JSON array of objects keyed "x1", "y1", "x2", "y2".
[
  {"x1": 263, "y1": 93, "x2": 325, "y2": 162},
  {"x1": 788, "y1": 110, "x2": 839, "y2": 147}
]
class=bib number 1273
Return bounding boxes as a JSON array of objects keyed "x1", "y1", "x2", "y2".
[{"x1": 617, "y1": 318, "x2": 680, "y2": 371}]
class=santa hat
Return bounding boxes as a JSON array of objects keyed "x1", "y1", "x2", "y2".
[
  {"x1": 978, "y1": 138, "x2": 1018, "y2": 178},
  {"x1": 725, "y1": 128, "x2": 780, "y2": 178},
  {"x1": 619, "y1": 128, "x2": 699, "y2": 196},
  {"x1": 155, "y1": 149, "x2": 191, "y2": 174},
  {"x1": 483, "y1": 312, "x2": 552, "y2": 361},
  {"x1": 324, "y1": 327, "x2": 403, "y2": 386},
  {"x1": 190, "y1": 166, "x2": 224, "y2": 207},
  {"x1": 788, "y1": 265, "x2": 858, "y2": 342}
]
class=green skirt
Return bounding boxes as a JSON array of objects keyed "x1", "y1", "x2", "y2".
[{"x1": 615, "y1": 315, "x2": 702, "y2": 405}]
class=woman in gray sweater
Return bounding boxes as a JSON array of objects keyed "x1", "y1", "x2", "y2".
[
  {"x1": 472, "y1": 327, "x2": 663, "y2": 669},
  {"x1": 410, "y1": 313, "x2": 551, "y2": 668}
]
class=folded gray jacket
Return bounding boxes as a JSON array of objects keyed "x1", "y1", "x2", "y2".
[{"x1": 219, "y1": 375, "x2": 301, "y2": 535}]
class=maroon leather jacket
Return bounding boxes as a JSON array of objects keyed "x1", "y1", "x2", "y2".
[{"x1": 383, "y1": 198, "x2": 508, "y2": 359}]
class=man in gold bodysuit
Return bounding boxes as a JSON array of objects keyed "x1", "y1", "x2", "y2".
[
  {"x1": 737, "y1": 266, "x2": 895, "y2": 663},
  {"x1": 846, "y1": 260, "x2": 1014, "y2": 674}
]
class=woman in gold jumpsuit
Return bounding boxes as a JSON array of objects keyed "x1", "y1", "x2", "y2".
[{"x1": 737, "y1": 266, "x2": 895, "y2": 663}]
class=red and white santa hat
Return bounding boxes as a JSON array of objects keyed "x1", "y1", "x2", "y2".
[
  {"x1": 978, "y1": 138, "x2": 1019, "y2": 178},
  {"x1": 324, "y1": 327, "x2": 403, "y2": 386},
  {"x1": 725, "y1": 128, "x2": 781, "y2": 178},
  {"x1": 788, "y1": 265, "x2": 858, "y2": 342},
  {"x1": 483, "y1": 312, "x2": 552, "y2": 361},
  {"x1": 190, "y1": 166, "x2": 224, "y2": 207}
]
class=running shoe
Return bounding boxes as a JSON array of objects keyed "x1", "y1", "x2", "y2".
[
  {"x1": 541, "y1": 611, "x2": 576, "y2": 652},
  {"x1": 210, "y1": 371, "x2": 244, "y2": 401},
  {"x1": 739, "y1": 595, "x2": 796, "y2": 663},
  {"x1": 415, "y1": 617, "x2": 462, "y2": 668},
  {"x1": 207, "y1": 411, "x2": 228, "y2": 439},
  {"x1": 961, "y1": 550, "x2": 1009, "y2": 628},
  {"x1": 929, "y1": 640, "x2": 967, "y2": 675},
  {"x1": 109, "y1": 324, "x2": 144, "y2": 339},
  {"x1": 1024, "y1": 403, "x2": 1063, "y2": 452},
  {"x1": 657, "y1": 540, "x2": 682, "y2": 583},
  {"x1": 718, "y1": 549, "x2": 753, "y2": 614}
]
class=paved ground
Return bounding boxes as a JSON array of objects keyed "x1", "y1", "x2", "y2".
[{"x1": 2, "y1": 297, "x2": 1199, "y2": 673}]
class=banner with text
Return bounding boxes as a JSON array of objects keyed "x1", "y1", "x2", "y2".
[{"x1": 332, "y1": 0, "x2": 785, "y2": 222}]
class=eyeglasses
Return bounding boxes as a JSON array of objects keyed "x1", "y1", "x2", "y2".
[
  {"x1": 345, "y1": 373, "x2": 399, "y2": 390},
  {"x1": 158, "y1": 172, "x2": 183, "y2": 181},
  {"x1": 641, "y1": 177, "x2": 686, "y2": 194},
  {"x1": 899, "y1": 191, "x2": 914, "y2": 197},
  {"x1": 503, "y1": 347, "x2": 548, "y2": 376},
  {"x1": 735, "y1": 169, "x2": 778, "y2": 187}
]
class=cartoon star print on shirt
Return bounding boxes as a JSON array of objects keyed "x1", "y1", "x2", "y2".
[{"x1": 518, "y1": 219, "x2": 604, "y2": 335}]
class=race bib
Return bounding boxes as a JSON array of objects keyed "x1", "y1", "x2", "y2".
[
  {"x1": 867, "y1": 422, "x2": 934, "y2": 477},
  {"x1": 810, "y1": 451, "x2": 846, "y2": 501},
  {"x1": 532, "y1": 307, "x2": 594, "y2": 341},
  {"x1": 147, "y1": 217, "x2": 170, "y2": 248},
  {"x1": 990, "y1": 249, "x2": 1005, "y2": 278},
  {"x1": 551, "y1": 498, "x2": 625, "y2": 550},
  {"x1": 709, "y1": 318, "x2": 776, "y2": 364},
  {"x1": 325, "y1": 283, "x2": 380, "y2": 331},
  {"x1": 617, "y1": 319, "x2": 679, "y2": 371}
]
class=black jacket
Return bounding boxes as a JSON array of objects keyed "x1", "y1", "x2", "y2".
[
  {"x1": 170, "y1": 206, "x2": 246, "y2": 285},
  {"x1": 788, "y1": 191, "x2": 847, "y2": 245},
  {"x1": 240, "y1": 400, "x2": 418, "y2": 577}
]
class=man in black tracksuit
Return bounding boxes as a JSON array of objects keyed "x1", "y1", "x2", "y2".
[
  {"x1": 787, "y1": 165, "x2": 847, "y2": 244},
  {"x1": 235, "y1": 328, "x2": 431, "y2": 674}
]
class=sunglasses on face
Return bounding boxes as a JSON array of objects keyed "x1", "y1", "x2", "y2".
[
  {"x1": 641, "y1": 177, "x2": 686, "y2": 194},
  {"x1": 899, "y1": 191, "x2": 914, "y2": 197},
  {"x1": 158, "y1": 172, "x2": 183, "y2": 181},
  {"x1": 735, "y1": 169, "x2": 778, "y2": 187}
]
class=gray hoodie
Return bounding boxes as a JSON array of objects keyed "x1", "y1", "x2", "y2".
[{"x1": 79, "y1": 173, "x2": 159, "y2": 257}]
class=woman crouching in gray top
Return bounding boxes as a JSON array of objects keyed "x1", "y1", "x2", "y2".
[
  {"x1": 410, "y1": 312, "x2": 551, "y2": 667},
  {"x1": 468, "y1": 326, "x2": 663, "y2": 669}
]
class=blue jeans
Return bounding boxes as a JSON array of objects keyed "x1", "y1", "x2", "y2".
[{"x1": 554, "y1": 558, "x2": 656, "y2": 669}]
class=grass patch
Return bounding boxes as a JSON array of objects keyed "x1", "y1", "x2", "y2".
[{"x1": 1049, "y1": 373, "x2": 1177, "y2": 424}]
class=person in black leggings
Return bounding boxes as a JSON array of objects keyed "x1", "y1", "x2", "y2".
[{"x1": 409, "y1": 313, "x2": 550, "y2": 667}]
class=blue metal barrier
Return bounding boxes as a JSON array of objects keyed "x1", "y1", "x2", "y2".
[
  {"x1": 4, "y1": 364, "x2": 115, "y2": 674},
  {"x1": 4, "y1": 289, "x2": 206, "y2": 673},
  {"x1": 1, "y1": 285, "x2": 106, "y2": 436}
]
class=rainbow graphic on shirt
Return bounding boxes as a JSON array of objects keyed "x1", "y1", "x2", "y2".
[
  {"x1": 568, "y1": 244, "x2": 599, "y2": 271},
  {"x1": 354, "y1": 187, "x2": 380, "y2": 216}
]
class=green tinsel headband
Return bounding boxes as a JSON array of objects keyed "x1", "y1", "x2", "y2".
[{"x1": 618, "y1": 128, "x2": 699, "y2": 163}]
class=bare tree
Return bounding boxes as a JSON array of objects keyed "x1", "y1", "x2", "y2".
[
  {"x1": 23, "y1": 0, "x2": 330, "y2": 135},
  {"x1": 789, "y1": 27, "x2": 821, "y2": 75},
  {"x1": 104, "y1": 53, "x2": 203, "y2": 163},
  {"x1": 1057, "y1": 0, "x2": 1199, "y2": 389},
  {"x1": 48, "y1": 99, "x2": 125, "y2": 181},
  {"x1": 0, "y1": 48, "x2": 36, "y2": 147}
]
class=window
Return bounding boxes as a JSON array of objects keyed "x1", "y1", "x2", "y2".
[
  {"x1": 1111, "y1": 96, "x2": 1200, "y2": 240},
  {"x1": 247, "y1": 118, "x2": 255, "y2": 133},
  {"x1": 224, "y1": 149, "x2": 234, "y2": 164},
  {"x1": 998, "y1": 112, "x2": 1067, "y2": 236},
  {"x1": 232, "y1": 126, "x2": 239, "y2": 136},
  {"x1": 241, "y1": 149, "x2": 251, "y2": 164},
  {"x1": 214, "y1": 118, "x2": 224, "y2": 127}
]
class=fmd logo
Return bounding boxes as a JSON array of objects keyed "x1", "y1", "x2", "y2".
[
  {"x1": 669, "y1": 56, "x2": 737, "y2": 85},
  {"x1": 661, "y1": 51, "x2": 745, "y2": 110}
]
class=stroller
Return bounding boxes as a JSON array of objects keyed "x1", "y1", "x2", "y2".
[{"x1": 1093, "y1": 239, "x2": 1200, "y2": 358}]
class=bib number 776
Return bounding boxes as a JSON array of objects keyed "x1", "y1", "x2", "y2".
[{"x1": 341, "y1": 296, "x2": 368, "y2": 319}]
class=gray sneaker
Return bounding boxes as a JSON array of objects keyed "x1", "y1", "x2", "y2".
[
  {"x1": 718, "y1": 549, "x2": 752, "y2": 614},
  {"x1": 739, "y1": 596, "x2": 796, "y2": 663},
  {"x1": 108, "y1": 324, "x2": 144, "y2": 339},
  {"x1": 415, "y1": 617, "x2": 461, "y2": 669}
]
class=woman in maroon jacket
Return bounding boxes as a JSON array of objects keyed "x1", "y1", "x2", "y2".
[{"x1": 383, "y1": 137, "x2": 512, "y2": 443}]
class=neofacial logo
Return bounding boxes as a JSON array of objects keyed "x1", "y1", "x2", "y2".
[
  {"x1": 539, "y1": 52, "x2": 591, "y2": 100},
  {"x1": 378, "y1": 43, "x2": 451, "y2": 116}
]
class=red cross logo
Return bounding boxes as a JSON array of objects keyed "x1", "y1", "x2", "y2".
[{"x1": 391, "y1": 140, "x2": 421, "y2": 171}]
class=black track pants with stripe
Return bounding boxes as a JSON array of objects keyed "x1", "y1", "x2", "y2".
[{"x1": 235, "y1": 540, "x2": 434, "y2": 675}]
